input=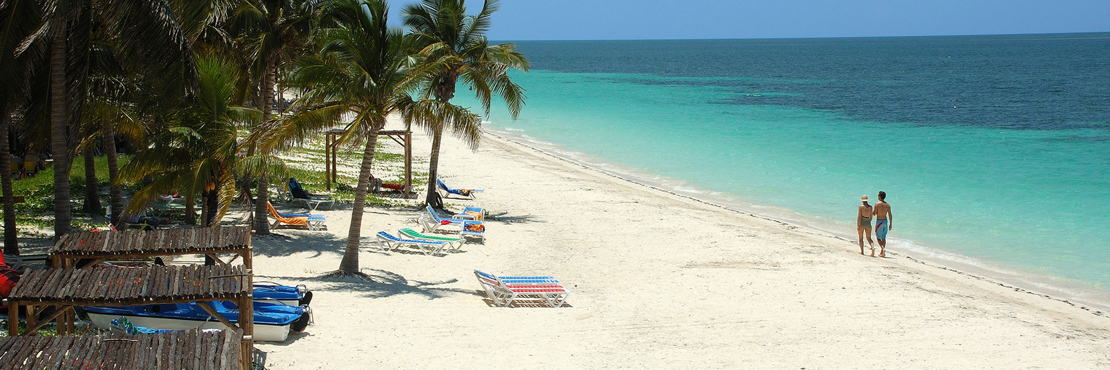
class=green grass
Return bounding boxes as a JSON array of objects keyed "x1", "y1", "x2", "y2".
[
  {"x1": 276, "y1": 140, "x2": 426, "y2": 208},
  {"x1": 3, "y1": 154, "x2": 128, "y2": 233},
  {"x1": 1, "y1": 132, "x2": 425, "y2": 237}
]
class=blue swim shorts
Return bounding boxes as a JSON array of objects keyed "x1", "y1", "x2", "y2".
[{"x1": 875, "y1": 219, "x2": 888, "y2": 240}]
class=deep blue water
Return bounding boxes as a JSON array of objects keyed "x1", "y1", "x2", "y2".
[{"x1": 467, "y1": 33, "x2": 1110, "y2": 298}]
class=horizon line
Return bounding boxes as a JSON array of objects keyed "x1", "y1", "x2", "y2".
[{"x1": 491, "y1": 30, "x2": 1110, "y2": 43}]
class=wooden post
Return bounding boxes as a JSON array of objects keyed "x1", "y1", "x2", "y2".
[
  {"x1": 404, "y1": 130, "x2": 412, "y2": 197},
  {"x1": 239, "y1": 274, "x2": 254, "y2": 370},
  {"x1": 7, "y1": 301, "x2": 17, "y2": 335},
  {"x1": 330, "y1": 135, "x2": 338, "y2": 184},
  {"x1": 324, "y1": 133, "x2": 331, "y2": 191},
  {"x1": 240, "y1": 234, "x2": 254, "y2": 370}
]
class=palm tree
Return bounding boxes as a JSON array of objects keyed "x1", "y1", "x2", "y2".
[
  {"x1": 121, "y1": 55, "x2": 259, "y2": 227},
  {"x1": 275, "y1": 0, "x2": 478, "y2": 275},
  {"x1": 0, "y1": 0, "x2": 46, "y2": 254},
  {"x1": 227, "y1": 0, "x2": 319, "y2": 236},
  {"x1": 402, "y1": 0, "x2": 528, "y2": 206},
  {"x1": 30, "y1": 0, "x2": 203, "y2": 238}
]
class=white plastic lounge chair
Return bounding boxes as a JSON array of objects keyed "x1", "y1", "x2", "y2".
[
  {"x1": 419, "y1": 205, "x2": 485, "y2": 240},
  {"x1": 437, "y1": 178, "x2": 482, "y2": 200},
  {"x1": 375, "y1": 231, "x2": 447, "y2": 256},
  {"x1": 398, "y1": 228, "x2": 465, "y2": 252},
  {"x1": 473, "y1": 270, "x2": 570, "y2": 308}
]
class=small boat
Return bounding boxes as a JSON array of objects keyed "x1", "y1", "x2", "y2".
[
  {"x1": 84, "y1": 301, "x2": 311, "y2": 342},
  {"x1": 254, "y1": 281, "x2": 313, "y2": 306}
]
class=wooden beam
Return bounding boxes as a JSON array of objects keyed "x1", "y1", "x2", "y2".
[
  {"x1": 197, "y1": 301, "x2": 239, "y2": 331},
  {"x1": 21, "y1": 305, "x2": 71, "y2": 336},
  {"x1": 324, "y1": 133, "x2": 331, "y2": 191},
  {"x1": 404, "y1": 131, "x2": 412, "y2": 197}
]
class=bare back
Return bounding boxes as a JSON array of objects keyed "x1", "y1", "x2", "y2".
[
  {"x1": 858, "y1": 204, "x2": 873, "y2": 217},
  {"x1": 874, "y1": 201, "x2": 890, "y2": 220}
]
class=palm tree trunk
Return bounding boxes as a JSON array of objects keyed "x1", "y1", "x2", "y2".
[
  {"x1": 50, "y1": 30, "x2": 72, "y2": 238},
  {"x1": 425, "y1": 79, "x2": 457, "y2": 206},
  {"x1": 1, "y1": 109, "x2": 18, "y2": 255},
  {"x1": 253, "y1": 61, "x2": 276, "y2": 235},
  {"x1": 183, "y1": 193, "x2": 197, "y2": 225},
  {"x1": 424, "y1": 129, "x2": 443, "y2": 205},
  {"x1": 104, "y1": 124, "x2": 123, "y2": 228},
  {"x1": 339, "y1": 130, "x2": 380, "y2": 274},
  {"x1": 205, "y1": 189, "x2": 219, "y2": 227},
  {"x1": 82, "y1": 145, "x2": 101, "y2": 214}
]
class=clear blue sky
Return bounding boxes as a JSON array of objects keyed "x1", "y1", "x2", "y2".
[{"x1": 390, "y1": 0, "x2": 1110, "y2": 40}]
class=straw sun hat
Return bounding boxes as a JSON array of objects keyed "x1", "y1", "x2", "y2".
[{"x1": 860, "y1": 195, "x2": 870, "y2": 202}]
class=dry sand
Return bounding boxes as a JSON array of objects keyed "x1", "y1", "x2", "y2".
[{"x1": 248, "y1": 119, "x2": 1110, "y2": 369}]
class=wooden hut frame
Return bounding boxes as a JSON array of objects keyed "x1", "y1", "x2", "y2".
[
  {"x1": 324, "y1": 128, "x2": 413, "y2": 196},
  {"x1": 5, "y1": 226, "x2": 256, "y2": 370}
]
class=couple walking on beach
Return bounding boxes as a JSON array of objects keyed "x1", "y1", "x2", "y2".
[{"x1": 858, "y1": 191, "x2": 892, "y2": 257}]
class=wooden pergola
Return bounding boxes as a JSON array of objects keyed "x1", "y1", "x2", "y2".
[
  {"x1": 0, "y1": 328, "x2": 242, "y2": 370},
  {"x1": 3, "y1": 226, "x2": 257, "y2": 370},
  {"x1": 49, "y1": 226, "x2": 253, "y2": 271},
  {"x1": 324, "y1": 129, "x2": 413, "y2": 196},
  {"x1": 5, "y1": 265, "x2": 254, "y2": 370}
]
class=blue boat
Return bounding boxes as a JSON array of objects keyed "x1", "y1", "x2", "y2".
[
  {"x1": 84, "y1": 301, "x2": 311, "y2": 342},
  {"x1": 254, "y1": 281, "x2": 313, "y2": 306}
]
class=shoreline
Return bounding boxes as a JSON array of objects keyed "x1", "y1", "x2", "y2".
[
  {"x1": 481, "y1": 127, "x2": 1110, "y2": 315},
  {"x1": 239, "y1": 117, "x2": 1110, "y2": 368}
]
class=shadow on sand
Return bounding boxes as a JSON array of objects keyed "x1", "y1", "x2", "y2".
[
  {"x1": 249, "y1": 232, "x2": 347, "y2": 259},
  {"x1": 256, "y1": 268, "x2": 480, "y2": 301}
]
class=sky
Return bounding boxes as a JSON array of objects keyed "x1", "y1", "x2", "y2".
[{"x1": 390, "y1": 0, "x2": 1110, "y2": 41}]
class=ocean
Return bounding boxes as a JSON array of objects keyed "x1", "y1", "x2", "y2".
[{"x1": 466, "y1": 33, "x2": 1110, "y2": 305}]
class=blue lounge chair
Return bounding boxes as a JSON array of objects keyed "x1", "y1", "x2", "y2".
[
  {"x1": 374, "y1": 231, "x2": 447, "y2": 256},
  {"x1": 419, "y1": 205, "x2": 485, "y2": 240},
  {"x1": 436, "y1": 178, "x2": 483, "y2": 200}
]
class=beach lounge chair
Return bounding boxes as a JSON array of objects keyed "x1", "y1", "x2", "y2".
[
  {"x1": 370, "y1": 175, "x2": 408, "y2": 193},
  {"x1": 288, "y1": 177, "x2": 334, "y2": 211},
  {"x1": 398, "y1": 227, "x2": 465, "y2": 252},
  {"x1": 473, "y1": 270, "x2": 571, "y2": 308},
  {"x1": 374, "y1": 231, "x2": 447, "y2": 256},
  {"x1": 267, "y1": 202, "x2": 324, "y2": 231},
  {"x1": 436, "y1": 178, "x2": 482, "y2": 200},
  {"x1": 418, "y1": 205, "x2": 485, "y2": 240}
]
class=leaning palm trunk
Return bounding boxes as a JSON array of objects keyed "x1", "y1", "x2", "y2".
[
  {"x1": 339, "y1": 129, "x2": 381, "y2": 274},
  {"x1": 104, "y1": 124, "x2": 124, "y2": 229},
  {"x1": 424, "y1": 77, "x2": 457, "y2": 205},
  {"x1": 50, "y1": 31, "x2": 72, "y2": 238},
  {"x1": 82, "y1": 146, "x2": 101, "y2": 214},
  {"x1": 1, "y1": 110, "x2": 17, "y2": 255},
  {"x1": 424, "y1": 129, "x2": 444, "y2": 205}
]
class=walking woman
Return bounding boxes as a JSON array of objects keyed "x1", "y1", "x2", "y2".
[{"x1": 858, "y1": 195, "x2": 876, "y2": 256}]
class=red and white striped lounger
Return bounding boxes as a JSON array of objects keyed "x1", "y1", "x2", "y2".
[{"x1": 473, "y1": 270, "x2": 571, "y2": 308}]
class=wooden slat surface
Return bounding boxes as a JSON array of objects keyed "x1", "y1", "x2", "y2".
[
  {"x1": 0, "y1": 329, "x2": 241, "y2": 370},
  {"x1": 49, "y1": 226, "x2": 250, "y2": 257},
  {"x1": 8, "y1": 265, "x2": 249, "y2": 304}
]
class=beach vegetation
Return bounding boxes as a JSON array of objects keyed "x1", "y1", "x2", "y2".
[
  {"x1": 402, "y1": 0, "x2": 528, "y2": 206},
  {"x1": 273, "y1": 0, "x2": 432, "y2": 276},
  {"x1": 120, "y1": 55, "x2": 260, "y2": 227},
  {"x1": 226, "y1": 0, "x2": 321, "y2": 236}
]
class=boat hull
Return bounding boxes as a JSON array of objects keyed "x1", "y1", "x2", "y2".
[{"x1": 87, "y1": 312, "x2": 293, "y2": 342}]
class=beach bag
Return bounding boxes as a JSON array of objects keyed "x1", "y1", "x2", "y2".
[{"x1": 0, "y1": 264, "x2": 19, "y2": 298}]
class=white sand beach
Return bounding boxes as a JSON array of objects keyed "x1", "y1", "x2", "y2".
[{"x1": 247, "y1": 118, "x2": 1110, "y2": 369}]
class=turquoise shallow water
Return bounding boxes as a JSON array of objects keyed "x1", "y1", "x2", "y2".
[{"x1": 462, "y1": 35, "x2": 1110, "y2": 300}]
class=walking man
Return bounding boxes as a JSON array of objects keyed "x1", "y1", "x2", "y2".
[{"x1": 874, "y1": 191, "x2": 893, "y2": 257}]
